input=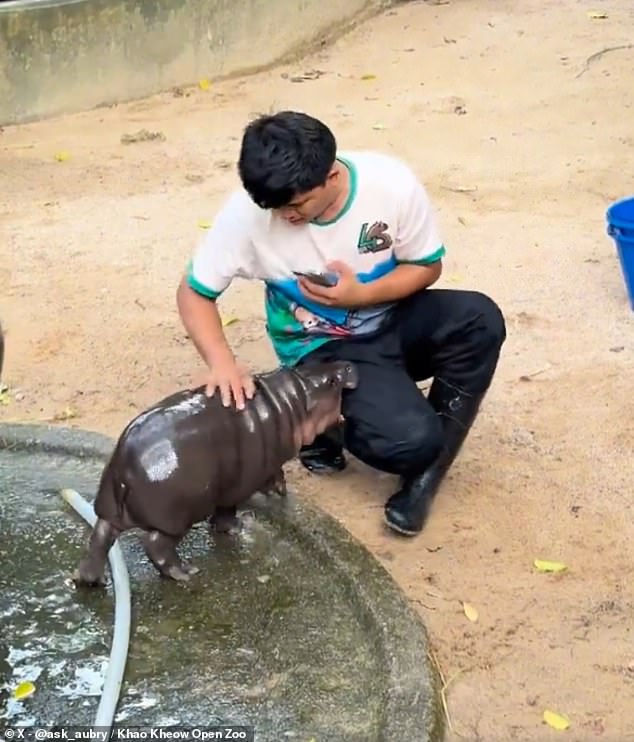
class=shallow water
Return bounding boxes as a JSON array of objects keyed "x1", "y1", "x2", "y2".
[{"x1": 0, "y1": 448, "x2": 386, "y2": 739}]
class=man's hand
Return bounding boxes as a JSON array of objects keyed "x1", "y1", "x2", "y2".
[
  {"x1": 205, "y1": 352, "x2": 255, "y2": 410},
  {"x1": 297, "y1": 261, "x2": 369, "y2": 307},
  {"x1": 298, "y1": 259, "x2": 442, "y2": 308}
]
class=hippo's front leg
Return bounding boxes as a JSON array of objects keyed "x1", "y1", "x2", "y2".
[
  {"x1": 208, "y1": 506, "x2": 241, "y2": 534},
  {"x1": 261, "y1": 469, "x2": 287, "y2": 497},
  {"x1": 74, "y1": 518, "x2": 120, "y2": 587},
  {"x1": 140, "y1": 530, "x2": 199, "y2": 581}
]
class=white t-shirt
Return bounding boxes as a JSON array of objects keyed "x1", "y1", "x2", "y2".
[{"x1": 187, "y1": 150, "x2": 445, "y2": 366}]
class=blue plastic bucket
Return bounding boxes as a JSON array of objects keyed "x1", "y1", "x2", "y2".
[{"x1": 606, "y1": 196, "x2": 634, "y2": 310}]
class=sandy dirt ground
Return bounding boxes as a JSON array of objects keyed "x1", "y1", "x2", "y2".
[{"x1": 2, "y1": 0, "x2": 634, "y2": 739}]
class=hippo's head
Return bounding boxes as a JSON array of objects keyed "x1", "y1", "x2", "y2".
[{"x1": 294, "y1": 361, "x2": 359, "y2": 444}]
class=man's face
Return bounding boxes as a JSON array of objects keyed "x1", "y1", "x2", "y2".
[{"x1": 275, "y1": 169, "x2": 340, "y2": 225}]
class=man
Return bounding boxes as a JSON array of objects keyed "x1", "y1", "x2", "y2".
[{"x1": 176, "y1": 110, "x2": 506, "y2": 536}]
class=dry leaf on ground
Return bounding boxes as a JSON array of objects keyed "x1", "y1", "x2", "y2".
[
  {"x1": 543, "y1": 709, "x2": 571, "y2": 730},
  {"x1": 534, "y1": 559, "x2": 567, "y2": 573},
  {"x1": 120, "y1": 129, "x2": 166, "y2": 145},
  {"x1": 13, "y1": 681, "x2": 36, "y2": 700}
]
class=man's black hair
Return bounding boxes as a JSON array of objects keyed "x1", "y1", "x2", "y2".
[{"x1": 237, "y1": 110, "x2": 337, "y2": 209}]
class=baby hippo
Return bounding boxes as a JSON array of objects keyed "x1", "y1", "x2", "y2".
[{"x1": 74, "y1": 360, "x2": 358, "y2": 586}]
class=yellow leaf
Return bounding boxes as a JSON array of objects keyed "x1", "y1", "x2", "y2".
[
  {"x1": 447, "y1": 273, "x2": 464, "y2": 283},
  {"x1": 360, "y1": 74, "x2": 376, "y2": 81},
  {"x1": 198, "y1": 78, "x2": 211, "y2": 91},
  {"x1": 543, "y1": 709, "x2": 570, "y2": 730},
  {"x1": 534, "y1": 559, "x2": 567, "y2": 573},
  {"x1": 54, "y1": 151, "x2": 70, "y2": 162},
  {"x1": 197, "y1": 220, "x2": 212, "y2": 229},
  {"x1": 221, "y1": 316, "x2": 238, "y2": 327},
  {"x1": 13, "y1": 681, "x2": 36, "y2": 700},
  {"x1": 587, "y1": 11, "x2": 607, "y2": 19},
  {"x1": 463, "y1": 602, "x2": 479, "y2": 622},
  {"x1": 53, "y1": 406, "x2": 77, "y2": 421},
  {"x1": 0, "y1": 390, "x2": 10, "y2": 405}
]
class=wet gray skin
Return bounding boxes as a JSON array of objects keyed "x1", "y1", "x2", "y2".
[{"x1": 74, "y1": 361, "x2": 358, "y2": 586}]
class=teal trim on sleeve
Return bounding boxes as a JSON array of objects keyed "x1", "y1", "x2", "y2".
[
  {"x1": 186, "y1": 260, "x2": 223, "y2": 299},
  {"x1": 397, "y1": 244, "x2": 446, "y2": 266}
]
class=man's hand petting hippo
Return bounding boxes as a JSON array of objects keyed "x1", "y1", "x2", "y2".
[{"x1": 72, "y1": 360, "x2": 358, "y2": 586}]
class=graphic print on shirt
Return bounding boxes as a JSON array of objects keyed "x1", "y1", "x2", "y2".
[
  {"x1": 291, "y1": 304, "x2": 352, "y2": 337},
  {"x1": 357, "y1": 221, "x2": 393, "y2": 254},
  {"x1": 263, "y1": 249, "x2": 398, "y2": 366}
]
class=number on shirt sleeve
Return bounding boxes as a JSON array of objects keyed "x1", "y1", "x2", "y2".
[
  {"x1": 186, "y1": 192, "x2": 255, "y2": 299},
  {"x1": 393, "y1": 171, "x2": 446, "y2": 266}
]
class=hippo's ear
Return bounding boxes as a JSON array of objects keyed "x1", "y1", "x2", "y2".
[{"x1": 334, "y1": 362, "x2": 358, "y2": 390}]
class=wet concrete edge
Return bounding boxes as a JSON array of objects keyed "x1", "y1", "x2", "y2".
[{"x1": 0, "y1": 422, "x2": 445, "y2": 741}]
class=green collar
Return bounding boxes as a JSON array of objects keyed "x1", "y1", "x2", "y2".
[{"x1": 311, "y1": 156, "x2": 357, "y2": 226}]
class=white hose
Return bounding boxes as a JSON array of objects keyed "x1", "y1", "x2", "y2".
[{"x1": 60, "y1": 487, "x2": 131, "y2": 732}]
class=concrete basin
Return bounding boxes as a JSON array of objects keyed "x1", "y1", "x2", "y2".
[{"x1": 0, "y1": 423, "x2": 443, "y2": 740}]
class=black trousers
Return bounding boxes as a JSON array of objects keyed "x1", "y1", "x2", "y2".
[{"x1": 298, "y1": 288, "x2": 506, "y2": 477}]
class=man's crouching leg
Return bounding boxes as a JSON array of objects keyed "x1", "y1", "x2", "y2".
[
  {"x1": 384, "y1": 379, "x2": 486, "y2": 535},
  {"x1": 384, "y1": 291, "x2": 507, "y2": 536}
]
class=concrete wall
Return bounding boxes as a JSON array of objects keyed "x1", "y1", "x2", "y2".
[{"x1": 0, "y1": 0, "x2": 395, "y2": 126}]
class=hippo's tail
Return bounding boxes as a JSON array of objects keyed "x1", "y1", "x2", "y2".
[
  {"x1": 112, "y1": 476, "x2": 129, "y2": 522},
  {"x1": 93, "y1": 459, "x2": 130, "y2": 529}
]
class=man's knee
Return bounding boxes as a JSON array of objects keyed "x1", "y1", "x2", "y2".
[
  {"x1": 468, "y1": 291, "x2": 506, "y2": 352},
  {"x1": 345, "y1": 409, "x2": 444, "y2": 476}
]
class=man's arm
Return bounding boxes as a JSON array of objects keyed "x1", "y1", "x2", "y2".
[
  {"x1": 176, "y1": 277, "x2": 235, "y2": 368},
  {"x1": 177, "y1": 277, "x2": 255, "y2": 407},
  {"x1": 177, "y1": 190, "x2": 256, "y2": 407},
  {"x1": 357, "y1": 164, "x2": 445, "y2": 303},
  {"x1": 297, "y1": 258, "x2": 441, "y2": 307},
  {"x1": 353, "y1": 259, "x2": 442, "y2": 305}
]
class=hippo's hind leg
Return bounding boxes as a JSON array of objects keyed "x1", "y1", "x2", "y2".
[
  {"x1": 208, "y1": 469, "x2": 287, "y2": 536},
  {"x1": 74, "y1": 518, "x2": 120, "y2": 587},
  {"x1": 208, "y1": 506, "x2": 241, "y2": 534},
  {"x1": 140, "y1": 530, "x2": 199, "y2": 582}
]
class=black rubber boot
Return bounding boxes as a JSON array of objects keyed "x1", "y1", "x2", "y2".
[
  {"x1": 384, "y1": 378, "x2": 486, "y2": 536},
  {"x1": 299, "y1": 425, "x2": 346, "y2": 474}
]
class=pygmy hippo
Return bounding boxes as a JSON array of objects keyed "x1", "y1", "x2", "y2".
[{"x1": 74, "y1": 360, "x2": 358, "y2": 586}]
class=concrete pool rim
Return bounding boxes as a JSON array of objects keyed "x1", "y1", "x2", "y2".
[{"x1": 0, "y1": 421, "x2": 444, "y2": 741}]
